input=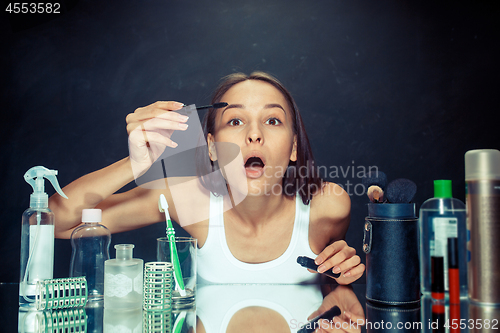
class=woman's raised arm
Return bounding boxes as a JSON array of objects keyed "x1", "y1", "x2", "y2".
[{"x1": 49, "y1": 101, "x2": 187, "y2": 238}]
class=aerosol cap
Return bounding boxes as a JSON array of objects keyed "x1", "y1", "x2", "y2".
[{"x1": 465, "y1": 149, "x2": 500, "y2": 181}]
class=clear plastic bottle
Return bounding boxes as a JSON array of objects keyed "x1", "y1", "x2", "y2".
[
  {"x1": 70, "y1": 209, "x2": 111, "y2": 304},
  {"x1": 19, "y1": 166, "x2": 67, "y2": 307},
  {"x1": 419, "y1": 180, "x2": 467, "y2": 300},
  {"x1": 104, "y1": 244, "x2": 143, "y2": 309}
]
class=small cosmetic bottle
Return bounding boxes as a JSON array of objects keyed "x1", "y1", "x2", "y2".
[
  {"x1": 104, "y1": 244, "x2": 143, "y2": 309},
  {"x1": 419, "y1": 180, "x2": 467, "y2": 300}
]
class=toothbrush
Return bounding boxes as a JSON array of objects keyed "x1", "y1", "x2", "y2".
[
  {"x1": 158, "y1": 194, "x2": 186, "y2": 297},
  {"x1": 173, "y1": 311, "x2": 187, "y2": 333}
]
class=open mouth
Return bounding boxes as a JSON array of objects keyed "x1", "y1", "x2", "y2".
[
  {"x1": 245, "y1": 157, "x2": 265, "y2": 169},
  {"x1": 244, "y1": 156, "x2": 265, "y2": 178}
]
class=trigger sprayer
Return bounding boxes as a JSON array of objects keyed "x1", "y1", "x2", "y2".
[{"x1": 19, "y1": 166, "x2": 68, "y2": 307}]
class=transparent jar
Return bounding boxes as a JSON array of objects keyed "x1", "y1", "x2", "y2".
[{"x1": 104, "y1": 244, "x2": 143, "y2": 309}]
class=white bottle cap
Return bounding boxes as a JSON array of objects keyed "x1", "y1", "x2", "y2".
[
  {"x1": 465, "y1": 149, "x2": 500, "y2": 181},
  {"x1": 82, "y1": 209, "x2": 102, "y2": 223}
]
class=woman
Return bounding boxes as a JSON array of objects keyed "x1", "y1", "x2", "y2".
[{"x1": 50, "y1": 72, "x2": 365, "y2": 285}]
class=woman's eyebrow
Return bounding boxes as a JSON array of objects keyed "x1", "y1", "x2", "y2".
[
  {"x1": 221, "y1": 104, "x2": 243, "y2": 117},
  {"x1": 221, "y1": 103, "x2": 286, "y2": 116},
  {"x1": 264, "y1": 103, "x2": 286, "y2": 114}
]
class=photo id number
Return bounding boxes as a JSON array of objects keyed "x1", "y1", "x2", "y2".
[
  {"x1": 444, "y1": 319, "x2": 498, "y2": 330},
  {"x1": 6, "y1": 3, "x2": 61, "y2": 14}
]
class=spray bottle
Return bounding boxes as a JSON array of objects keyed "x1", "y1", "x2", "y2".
[{"x1": 19, "y1": 166, "x2": 68, "y2": 307}]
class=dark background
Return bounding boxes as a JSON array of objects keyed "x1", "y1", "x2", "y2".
[{"x1": 1, "y1": 0, "x2": 499, "y2": 283}]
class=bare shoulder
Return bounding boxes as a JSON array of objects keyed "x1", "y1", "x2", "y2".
[
  {"x1": 308, "y1": 182, "x2": 351, "y2": 253},
  {"x1": 310, "y1": 182, "x2": 351, "y2": 223}
]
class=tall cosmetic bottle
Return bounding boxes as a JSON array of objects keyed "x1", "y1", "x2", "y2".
[
  {"x1": 419, "y1": 180, "x2": 467, "y2": 300},
  {"x1": 19, "y1": 166, "x2": 67, "y2": 307},
  {"x1": 465, "y1": 149, "x2": 500, "y2": 305}
]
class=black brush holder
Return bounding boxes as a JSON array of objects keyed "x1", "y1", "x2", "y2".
[{"x1": 363, "y1": 203, "x2": 421, "y2": 306}]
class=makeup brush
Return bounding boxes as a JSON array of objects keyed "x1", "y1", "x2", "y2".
[
  {"x1": 362, "y1": 171, "x2": 387, "y2": 203},
  {"x1": 385, "y1": 178, "x2": 417, "y2": 203}
]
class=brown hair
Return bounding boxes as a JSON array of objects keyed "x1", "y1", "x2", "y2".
[{"x1": 197, "y1": 71, "x2": 323, "y2": 204}]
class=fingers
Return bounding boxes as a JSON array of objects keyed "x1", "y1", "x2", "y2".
[
  {"x1": 314, "y1": 313, "x2": 364, "y2": 333},
  {"x1": 139, "y1": 130, "x2": 179, "y2": 150},
  {"x1": 316, "y1": 241, "x2": 355, "y2": 274},
  {"x1": 127, "y1": 101, "x2": 189, "y2": 157},
  {"x1": 142, "y1": 101, "x2": 185, "y2": 113},
  {"x1": 126, "y1": 101, "x2": 187, "y2": 134},
  {"x1": 343, "y1": 310, "x2": 365, "y2": 327},
  {"x1": 341, "y1": 260, "x2": 364, "y2": 279},
  {"x1": 127, "y1": 101, "x2": 184, "y2": 122},
  {"x1": 314, "y1": 240, "x2": 348, "y2": 266},
  {"x1": 337, "y1": 256, "x2": 361, "y2": 278},
  {"x1": 136, "y1": 117, "x2": 189, "y2": 135},
  {"x1": 315, "y1": 240, "x2": 365, "y2": 284},
  {"x1": 332, "y1": 314, "x2": 363, "y2": 333},
  {"x1": 127, "y1": 101, "x2": 189, "y2": 178}
]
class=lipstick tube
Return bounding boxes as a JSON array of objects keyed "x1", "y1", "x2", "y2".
[{"x1": 447, "y1": 237, "x2": 460, "y2": 304}]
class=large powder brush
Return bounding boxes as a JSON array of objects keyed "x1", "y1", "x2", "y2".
[{"x1": 385, "y1": 178, "x2": 417, "y2": 203}]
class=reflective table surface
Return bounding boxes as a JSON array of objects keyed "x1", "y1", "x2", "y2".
[{"x1": 2, "y1": 282, "x2": 499, "y2": 332}]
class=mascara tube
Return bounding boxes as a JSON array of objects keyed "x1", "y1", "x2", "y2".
[{"x1": 297, "y1": 256, "x2": 341, "y2": 279}]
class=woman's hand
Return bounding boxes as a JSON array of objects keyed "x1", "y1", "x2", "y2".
[
  {"x1": 308, "y1": 285, "x2": 365, "y2": 333},
  {"x1": 126, "y1": 101, "x2": 188, "y2": 178},
  {"x1": 315, "y1": 240, "x2": 365, "y2": 285}
]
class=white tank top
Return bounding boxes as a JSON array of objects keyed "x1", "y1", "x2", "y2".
[{"x1": 197, "y1": 193, "x2": 319, "y2": 284}]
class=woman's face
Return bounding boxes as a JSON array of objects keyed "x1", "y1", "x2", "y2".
[{"x1": 207, "y1": 80, "x2": 297, "y2": 197}]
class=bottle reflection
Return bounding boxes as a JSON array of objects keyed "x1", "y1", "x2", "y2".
[
  {"x1": 86, "y1": 305, "x2": 104, "y2": 333},
  {"x1": 469, "y1": 303, "x2": 500, "y2": 333},
  {"x1": 421, "y1": 294, "x2": 500, "y2": 333},
  {"x1": 103, "y1": 308, "x2": 142, "y2": 333},
  {"x1": 431, "y1": 302, "x2": 445, "y2": 333}
]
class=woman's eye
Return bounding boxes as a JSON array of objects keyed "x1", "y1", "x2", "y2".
[
  {"x1": 228, "y1": 118, "x2": 242, "y2": 126},
  {"x1": 265, "y1": 117, "x2": 282, "y2": 126}
]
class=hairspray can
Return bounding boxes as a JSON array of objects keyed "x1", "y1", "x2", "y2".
[{"x1": 465, "y1": 149, "x2": 500, "y2": 305}]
